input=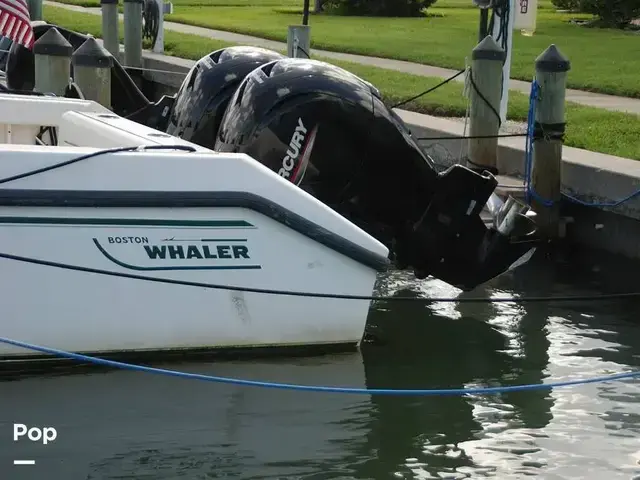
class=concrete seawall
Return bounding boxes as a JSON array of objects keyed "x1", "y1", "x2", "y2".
[{"x1": 137, "y1": 50, "x2": 640, "y2": 259}]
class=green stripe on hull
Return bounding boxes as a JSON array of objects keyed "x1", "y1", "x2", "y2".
[{"x1": 0, "y1": 217, "x2": 254, "y2": 228}]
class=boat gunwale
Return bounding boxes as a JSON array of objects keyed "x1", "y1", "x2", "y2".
[{"x1": 0, "y1": 189, "x2": 391, "y2": 272}]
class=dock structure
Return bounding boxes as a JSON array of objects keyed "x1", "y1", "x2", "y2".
[{"x1": 29, "y1": 1, "x2": 640, "y2": 259}]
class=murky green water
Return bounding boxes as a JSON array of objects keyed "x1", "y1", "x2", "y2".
[{"x1": 2, "y1": 247, "x2": 640, "y2": 479}]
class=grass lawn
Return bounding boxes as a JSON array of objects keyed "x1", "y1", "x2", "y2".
[
  {"x1": 52, "y1": 0, "x2": 500, "y2": 6},
  {"x1": 43, "y1": 5, "x2": 640, "y2": 161},
  {"x1": 49, "y1": 0, "x2": 640, "y2": 98}
]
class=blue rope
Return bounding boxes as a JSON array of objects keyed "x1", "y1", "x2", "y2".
[
  {"x1": 524, "y1": 80, "x2": 640, "y2": 208},
  {"x1": 524, "y1": 79, "x2": 542, "y2": 205},
  {"x1": 2, "y1": 336, "x2": 639, "y2": 396}
]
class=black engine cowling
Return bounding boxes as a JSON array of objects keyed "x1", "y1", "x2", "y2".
[
  {"x1": 165, "y1": 46, "x2": 285, "y2": 148},
  {"x1": 213, "y1": 58, "x2": 539, "y2": 291}
]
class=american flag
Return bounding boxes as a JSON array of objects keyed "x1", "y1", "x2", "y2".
[{"x1": 0, "y1": 0, "x2": 33, "y2": 49}]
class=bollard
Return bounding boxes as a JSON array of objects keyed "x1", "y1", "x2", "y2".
[
  {"x1": 123, "y1": 0, "x2": 143, "y2": 68},
  {"x1": 101, "y1": 0, "x2": 120, "y2": 59},
  {"x1": 72, "y1": 37, "x2": 114, "y2": 109},
  {"x1": 530, "y1": 44, "x2": 571, "y2": 239},
  {"x1": 287, "y1": 25, "x2": 311, "y2": 59},
  {"x1": 33, "y1": 27, "x2": 73, "y2": 96},
  {"x1": 468, "y1": 35, "x2": 505, "y2": 173}
]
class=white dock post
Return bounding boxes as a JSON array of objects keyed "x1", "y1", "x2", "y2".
[
  {"x1": 33, "y1": 27, "x2": 73, "y2": 96},
  {"x1": 101, "y1": 0, "x2": 120, "y2": 60},
  {"x1": 72, "y1": 37, "x2": 114, "y2": 109}
]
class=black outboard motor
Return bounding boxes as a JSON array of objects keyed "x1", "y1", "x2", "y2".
[
  {"x1": 214, "y1": 58, "x2": 538, "y2": 291},
  {"x1": 165, "y1": 46, "x2": 284, "y2": 148}
]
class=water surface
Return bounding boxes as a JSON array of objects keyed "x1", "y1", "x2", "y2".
[{"x1": 2, "y1": 247, "x2": 640, "y2": 479}]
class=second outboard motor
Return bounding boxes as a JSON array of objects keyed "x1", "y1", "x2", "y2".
[
  {"x1": 165, "y1": 46, "x2": 285, "y2": 148},
  {"x1": 214, "y1": 58, "x2": 539, "y2": 291}
]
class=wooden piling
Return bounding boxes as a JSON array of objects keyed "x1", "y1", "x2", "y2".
[
  {"x1": 468, "y1": 35, "x2": 505, "y2": 173},
  {"x1": 72, "y1": 37, "x2": 114, "y2": 109},
  {"x1": 33, "y1": 27, "x2": 73, "y2": 96},
  {"x1": 100, "y1": 0, "x2": 120, "y2": 59},
  {"x1": 27, "y1": 0, "x2": 43, "y2": 21},
  {"x1": 123, "y1": 0, "x2": 143, "y2": 68},
  {"x1": 287, "y1": 25, "x2": 311, "y2": 59},
  {"x1": 530, "y1": 44, "x2": 571, "y2": 238}
]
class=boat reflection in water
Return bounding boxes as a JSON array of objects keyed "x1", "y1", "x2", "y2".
[
  {"x1": 6, "y1": 249, "x2": 640, "y2": 478},
  {"x1": 0, "y1": 266, "x2": 563, "y2": 480},
  {"x1": 354, "y1": 269, "x2": 555, "y2": 478}
]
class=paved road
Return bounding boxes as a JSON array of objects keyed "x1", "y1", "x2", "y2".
[{"x1": 45, "y1": 0, "x2": 640, "y2": 115}]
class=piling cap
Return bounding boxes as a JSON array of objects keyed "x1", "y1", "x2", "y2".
[
  {"x1": 33, "y1": 27, "x2": 73, "y2": 58},
  {"x1": 472, "y1": 35, "x2": 506, "y2": 62},
  {"x1": 100, "y1": 0, "x2": 118, "y2": 4},
  {"x1": 535, "y1": 44, "x2": 571, "y2": 73},
  {"x1": 72, "y1": 37, "x2": 114, "y2": 68}
]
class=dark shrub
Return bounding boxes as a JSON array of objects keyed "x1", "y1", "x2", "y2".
[
  {"x1": 324, "y1": 0, "x2": 438, "y2": 17},
  {"x1": 579, "y1": 0, "x2": 640, "y2": 27},
  {"x1": 550, "y1": 0, "x2": 582, "y2": 11},
  {"x1": 552, "y1": 0, "x2": 640, "y2": 27}
]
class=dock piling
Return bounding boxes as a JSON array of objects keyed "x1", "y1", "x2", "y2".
[
  {"x1": 27, "y1": 0, "x2": 43, "y2": 21},
  {"x1": 468, "y1": 35, "x2": 505, "y2": 173},
  {"x1": 71, "y1": 37, "x2": 114, "y2": 109},
  {"x1": 123, "y1": 0, "x2": 143, "y2": 69},
  {"x1": 530, "y1": 44, "x2": 571, "y2": 238},
  {"x1": 100, "y1": 0, "x2": 120, "y2": 60},
  {"x1": 33, "y1": 27, "x2": 73, "y2": 96}
]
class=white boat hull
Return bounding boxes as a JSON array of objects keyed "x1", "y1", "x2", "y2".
[
  {"x1": 0, "y1": 207, "x2": 379, "y2": 359},
  {"x1": 0, "y1": 101, "x2": 390, "y2": 360}
]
